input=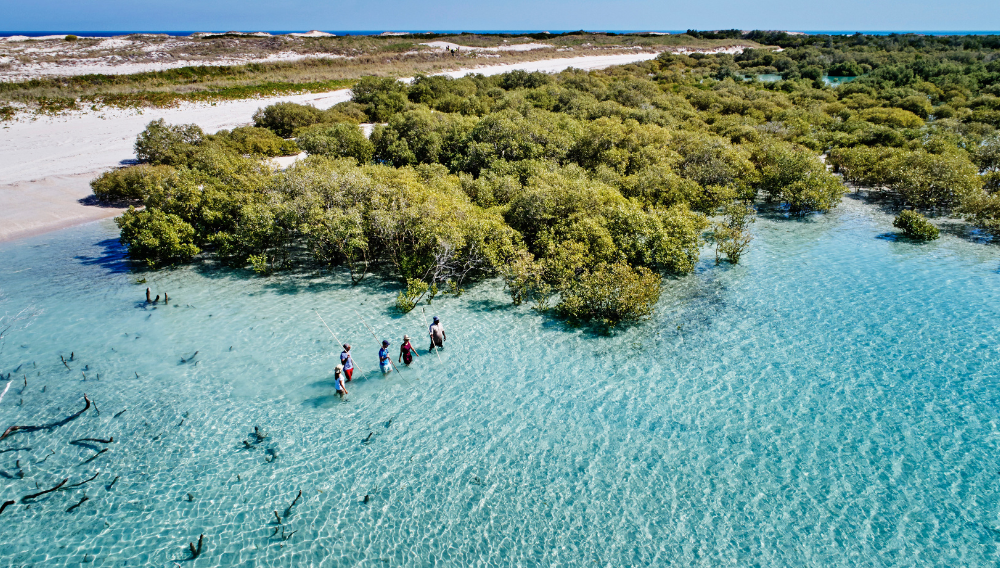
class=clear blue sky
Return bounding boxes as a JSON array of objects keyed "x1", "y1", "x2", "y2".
[{"x1": 2, "y1": 0, "x2": 998, "y2": 32}]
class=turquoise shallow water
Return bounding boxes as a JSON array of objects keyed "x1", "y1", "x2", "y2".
[{"x1": 1, "y1": 196, "x2": 999, "y2": 566}]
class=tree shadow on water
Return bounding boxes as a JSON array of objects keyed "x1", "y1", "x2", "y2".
[{"x1": 74, "y1": 238, "x2": 132, "y2": 274}]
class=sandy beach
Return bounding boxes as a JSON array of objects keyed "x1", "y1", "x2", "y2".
[{"x1": 0, "y1": 52, "x2": 664, "y2": 244}]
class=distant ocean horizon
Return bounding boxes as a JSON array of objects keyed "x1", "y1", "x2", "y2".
[{"x1": 3, "y1": 30, "x2": 1000, "y2": 38}]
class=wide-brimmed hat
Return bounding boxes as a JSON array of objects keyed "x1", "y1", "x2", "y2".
[
  {"x1": 335, "y1": 364, "x2": 344, "y2": 372},
  {"x1": 403, "y1": 335, "x2": 410, "y2": 341}
]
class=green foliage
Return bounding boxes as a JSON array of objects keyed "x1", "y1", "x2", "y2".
[
  {"x1": 893, "y1": 210, "x2": 940, "y2": 240},
  {"x1": 752, "y1": 141, "x2": 845, "y2": 212},
  {"x1": 351, "y1": 76, "x2": 408, "y2": 122},
  {"x1": 134, "y1": 119, "x2": 204, "y2": 165},
  {"x1": 115, "y1": 207, "x2": 200, "y2": 267},
  {"x1": 714, "y1": 202, "x2": 756, "y2": 264},
  {"x1": 959, "y1": 192, "x2": 1000, "y2": 237},
  {"x1": 371, "y1": 108, "x2": 476, "y2": 168},
  {"x1": 556, "y1": 262, "x2": 661, "y2": 327},
  {"x1": 209, "y1": 126, "x2": 299, "y2": 157},
  {"x1": 252, "y1": 102, "x2": 325, "y2": 137},
  {"x1": 114, "y1": 36, "x2": 1000, "y2": 325},
  {"x1": 395, "y1": 279, "x2": 429, "y2": 313},
  {"x1": 831, "y1": 146, "x2": 983, "y2": 208},
  {"x1": 857, "y1": 107, "x2": 924, "y2": 128},
  {"x1": 296, "y1": 123, "x2": 374, "y2": 162},
  {"x1": 90, "y1": 164, "x2": 175, "y2": 202},
  {"x1": 64, "y1": 35, "x2": 77, "y2": 41},
  {"x1": 880, "y1": 149, "x2": 983, "y2": 208}
]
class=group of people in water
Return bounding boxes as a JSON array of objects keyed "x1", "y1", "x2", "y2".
[{"x1": 332, "y1": 316, "x2": 447, "y2": 396}]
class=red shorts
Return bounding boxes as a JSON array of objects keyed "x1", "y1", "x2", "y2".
[{"x1": 344, "y1": 367, "x2": 354, "y2": 381}]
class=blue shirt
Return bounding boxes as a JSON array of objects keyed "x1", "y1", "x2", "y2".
[
  {"x1": 340, "y1": 351, "x2": 353, "y2": 370},
  {"x1": 379, "y1": 347, "x2": 388, "y2": 361}
]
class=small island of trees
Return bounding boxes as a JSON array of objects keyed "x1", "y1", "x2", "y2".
[{"x1": 93, "y1": 32, "x2": 1000, "y2": 326}]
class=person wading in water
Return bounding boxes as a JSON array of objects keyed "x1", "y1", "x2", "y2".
[
  {"x1": 379, "y1": 340, "x2": 393, "y2": 374},
  {"x1": 334, "y1": 364, "x2": 348, "y2": 397},
  {"x1": 428, "y1": 316, "x2": 446, "y2": 352},
  {"x1": 398, "y1": 335, "x2": 419, "y2": 366},
  {"x1": 340, "y1": 344, "x2": 356, "y2": 382}
]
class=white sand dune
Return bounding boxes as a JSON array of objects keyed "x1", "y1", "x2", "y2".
[
  {"x1": 421, "y1": 41, "x2": 552, "y2": 52},
  {"x1": 2, "y1": 52, "x2": 345, "y2": 79},
  {"x1": 0, "y1": 52, "x2": 659, "y2": 243}
]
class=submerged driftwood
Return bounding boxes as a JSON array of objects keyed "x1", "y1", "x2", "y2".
[
  {"x1": 21, "y1": 479, "x2": 68, "y2": 502},
  {"x1": 0, "y1": 394, "x2": 91, "y2": 441}
]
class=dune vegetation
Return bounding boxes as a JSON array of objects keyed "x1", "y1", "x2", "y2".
[{"x1": 95, "y1": 33, "x2": 1000, "y2": 326}]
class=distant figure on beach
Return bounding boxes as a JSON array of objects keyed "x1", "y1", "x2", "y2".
[
  {"x1": 340, "y1": 344, "x2": 355, "y2": 381},
  {"x1": 146, "y1": 288, "x2": 152, "y2": 303},
  {"x1": 429, "y1": 316, "x2": 446, "y2": 352},
  {"x1": 334, "y1": 364, "x2": 347, "y2": 397},
  {"x1": 399, "y1": 335, "x2": 419, "y2": 366},
  {"x1": 164, "y1": 292, "x2": 168, "y2": 304},
  {"x1": 379, "y1": 340, "x2": 393, "y2": 373}
]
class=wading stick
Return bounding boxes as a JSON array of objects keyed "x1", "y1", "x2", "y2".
[
  {"x1": 314, "y1": 310, "x2": 368, "y2": 380},
  {"x1": 422, "y1": 308, "x2": 442, "y2": 362}
]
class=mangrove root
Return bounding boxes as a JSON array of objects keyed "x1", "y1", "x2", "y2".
[
  {"x1": 67, "y1": 495, "x2": 89, "y2": 513},
  {"x1": 274, "y1": 510, "x2": 282, "y2": 524},
  {"x1": 180, "y1": 351, "x2": 198, "y2": 364},
  {"x1": 188, "y1": 534, "x2": 204, "y2": 559},
  {"x1": 0, "y1": 394, "x2": 92, "y2": 441},
  {"x1": 106, "y1": 476, "x2": 120, "y2": 491},
  {"x1": 113, "y1": 409, "x2": 127, "y2": 419},
  {"x1": 0, "y1": 500, "x2": 14, "y2": 516},
  {"x1": 22, "y1": 479, "x2": 68, "y2": 502}
]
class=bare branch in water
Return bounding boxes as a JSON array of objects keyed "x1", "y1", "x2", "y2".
[
  {"x1": 71, "y1": 436, "x2": 114, "y2": 445},
  {"x1": 65, "y1": 472, "x2": 100, "y2": 489},
  {"x1": 21, "y1": 479, "x2": 68, "y2": 502},
  {"x1": 80, "y1": 448, "x2": 108, "y2": 466},
  {"x1": 66, "y1": 495, "x2": 89, "y2": 512},
  {"x1": 283, "y1": 489, "x2": 302, "y2": 519},
  {"x1": 0, "y1": 500, "x2": 14, "y2": 516},
  {"x1": 1, "y1": 394, "x2": 92, "y2": 441}
]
